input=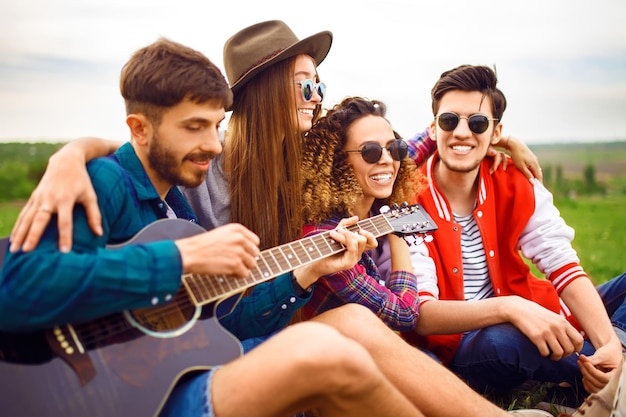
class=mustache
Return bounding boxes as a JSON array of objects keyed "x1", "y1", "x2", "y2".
[{"x1": 184, "y1": 152, "x2": 217, "y2": 162}]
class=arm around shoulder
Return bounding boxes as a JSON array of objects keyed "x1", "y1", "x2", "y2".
[{"x1": 9, "y1": 138, "x2": 124, "y2": 253}]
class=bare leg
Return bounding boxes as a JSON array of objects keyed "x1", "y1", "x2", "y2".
[
  {"x1": 211, "y1": 320, "x2": 424, "y2": 417},
  {"x1": 312, "y1": 304, "x2": 511, "y2": 417}
]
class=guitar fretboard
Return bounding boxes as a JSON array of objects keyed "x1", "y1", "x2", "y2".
[{"x1": 183, "y1": 215, "x2": 394, "y2": 306}]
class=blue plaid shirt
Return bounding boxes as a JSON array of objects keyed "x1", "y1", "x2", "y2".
[{"x1": 0, "y1": 142, "x2": 192, "y2": 332}]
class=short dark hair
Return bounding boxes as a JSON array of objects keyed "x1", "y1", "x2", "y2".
[
  {"x1": 120, "y1": 38, "x2": 232, "y2": 123},
  {"x1": 431, "y1": 65, "x2": 507, "y2": 122}
]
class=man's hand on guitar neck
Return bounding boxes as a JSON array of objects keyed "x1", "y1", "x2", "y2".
[{"x1": 175, "y1": 223, "x2": 261, "y2": 278}]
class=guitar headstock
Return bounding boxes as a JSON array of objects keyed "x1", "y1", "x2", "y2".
[{"x1": 381, "y1": 203, "x2": 437, "y2": 245}]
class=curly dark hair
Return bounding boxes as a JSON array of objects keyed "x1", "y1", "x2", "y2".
[{"x1": 302, "y1": 97, "x2": 424, "y2": 224}]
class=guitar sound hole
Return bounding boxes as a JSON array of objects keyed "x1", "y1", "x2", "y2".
[{"x1": 128, "y1": 296, "x2": 197, "y2": 333}]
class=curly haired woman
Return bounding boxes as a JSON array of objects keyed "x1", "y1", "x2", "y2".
[{"x1": 299, "y1": 97, "x2": 426, "y2": 331}]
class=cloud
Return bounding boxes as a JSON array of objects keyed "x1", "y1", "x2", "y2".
[{"x1": 1, "y1": 0, "x2": 625, "y2": 143}]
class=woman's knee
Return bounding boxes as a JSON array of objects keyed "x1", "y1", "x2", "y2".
[
  {"x1": 284, "y1": 321, "x2": 380, "y2": 387},
  {"x1": 312, "y1": 304, "x2": 389, "y2": 339}
]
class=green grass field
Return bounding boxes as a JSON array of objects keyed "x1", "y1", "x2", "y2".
[
  {"x1": 555, "y1": 196, "x2": 626, "y2": 282},
  {"x1": 0, "y1": 201, "x2": 23, "y2": 239}
]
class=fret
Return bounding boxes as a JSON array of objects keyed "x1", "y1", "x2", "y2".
[
  {"x1": 346, "y1": 216, "x2": 392, "y2": 238},
  {"x1": 268, "y1": 246, "x2": 292, "y2": 271},
  {"x1": 295, "y1": 239, "x2": 314, "y2": 263},
  {"x1": 277, "y1": 243, "x2": 298, "y2": 269},
  {"x1": 256, "y1": 254, "x2": 274, "y2": 281},
  {"x1": 317, "y1": 232, "x2": 341, "y2": 255},
  {"x1": 263, "y1": 250, "x2": 281, "y2": 277},
  {"x1": 250, "y1": 264, "x2": 265, "y2": 282},
  {"x1": 304, "y1": 237, "x2": 324, "y2": 259},
  {"x1": 371, "y1": 216, "x2": 393, "y2": 236},
  {"x1": 306, "y1": 234, "x2": 327, "y2": 259},
  {"x1": 194, "y1": 273, "x2": 227, "y2": 301}
]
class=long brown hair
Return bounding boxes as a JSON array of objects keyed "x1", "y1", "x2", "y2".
[{"x1": 226, "y1": 56, "x2": 322, "y2": 249}]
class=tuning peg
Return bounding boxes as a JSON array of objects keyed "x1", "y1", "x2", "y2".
[{"x1": 379, "y1": 205, "x2": 390, "y2": 214}]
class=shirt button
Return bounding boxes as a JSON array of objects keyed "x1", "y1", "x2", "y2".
[
  {"x1": 477, "y1": 211, "x2": 483, "y2": 218},
  {"x1": 164, "y1": 294, "x2": 173, "y2": 301},
  {"x1": 151, "y1": 297, "x2": 159, "y2": 305},
  {"x1": 489, "y1": 250, "x2": 495, "y2": 257},
  {"x1": 289, "y1": 297, "x2": 297, "y2": 303},
  {"x1": 452, "y1": 267, "x2": 459, "y2": 274},
  {"x1": 453, "y1": 226, "x2": 459, "y2": 232},
  {"x1": 281, "y1": 304, "x2": 287, "y2": 310}
]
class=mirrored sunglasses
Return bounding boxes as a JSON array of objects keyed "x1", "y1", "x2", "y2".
[
  {"x1": 345, "y1": 139, "x2": 408, "y2": 164},
  {"x1": 296, "y1": 79, "x2": 326, "y2": 102},
  {"x1": 436, "y1": 112, "x2": 498, "y2": 134}
]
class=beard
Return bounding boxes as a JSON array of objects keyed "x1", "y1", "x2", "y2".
[
  {"x1": 147, "y1": 132, "x2": 211, "y2": 188},
  {"x1": 439, "y1": 155, "x2": 482, "y2": 173}
]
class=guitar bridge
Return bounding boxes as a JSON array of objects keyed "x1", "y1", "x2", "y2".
[{"x1": 45, "y1": 325, "x2": 96, "y2": 386}]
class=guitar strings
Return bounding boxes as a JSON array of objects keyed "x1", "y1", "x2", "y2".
[{"x1": 70, "y1": 214, "x2": 408, "y2": 345}]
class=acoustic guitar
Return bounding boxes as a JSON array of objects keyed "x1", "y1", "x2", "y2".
[{"x1": 0, "y1": 203, "x2": 436, "y2": 417}]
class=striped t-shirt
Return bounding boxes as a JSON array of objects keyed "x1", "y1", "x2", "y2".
[{"x1": 454, "y1": 212, "x2": 494, "y2": 301}]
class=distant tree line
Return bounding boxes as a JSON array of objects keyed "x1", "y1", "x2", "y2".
[
  {"x1": 541, "y1": 163, "x2": 608, "y2": 198},
  {"x1": 0, "y1": 142, "x2": 619, "y2": 202},
  {"x1": 0, "y1": 143, "x2": 63, "y2": 201}
]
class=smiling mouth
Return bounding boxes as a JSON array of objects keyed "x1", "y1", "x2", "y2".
[
  {"x1": 451, "y1": 145, "x2": 473, "y2": 152},
  {"x1": 298, "y1": 109, "x2": 314, "y2": 116},
  {"x1": 370, "y1": 173, "x2": 393, "y2": 181},
  {"x1": 186, "y1": 153, "x2": 215, "y2": 167}
]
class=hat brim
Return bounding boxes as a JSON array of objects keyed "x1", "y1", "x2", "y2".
[{"x1": 230, "y1": 30, "x2": 333, "y2": 94}]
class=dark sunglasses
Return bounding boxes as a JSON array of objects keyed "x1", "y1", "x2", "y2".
[
  {"x1": 436, "y1": 112, "x2": 498, "y2": 134},
  {"x1": 295, "y1": 79, "x2": 326, "y2": 102},
  {"x1": 345, "y1": 139, "x2": 408, "y2": 164}
]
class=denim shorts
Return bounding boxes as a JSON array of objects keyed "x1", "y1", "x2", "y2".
[{"x1": 159, "y1": 367, "x2": 219, "y2": 417}]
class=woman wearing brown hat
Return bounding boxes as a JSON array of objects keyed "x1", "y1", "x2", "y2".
[{"x1": 7, "y1": 20, "x2": 553, "y2": 417}]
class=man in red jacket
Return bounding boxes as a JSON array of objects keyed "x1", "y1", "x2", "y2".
[{"x1": 405, "y1": 64, "x2": 626, "y2": 408}]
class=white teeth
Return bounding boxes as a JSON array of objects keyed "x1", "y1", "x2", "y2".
[
  {"x1": 452, "y1": 145, "x2": 472, "y2": 152},
  {"x1": 370, "y1": 174, "x2": 392, "y2": 181},
  {"x1": 298, "y1": 109, "x2": 314, "y2": 115}
]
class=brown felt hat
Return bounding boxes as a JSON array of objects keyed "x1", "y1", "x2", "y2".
[{"x1": 224, "y1": 20, "x2": 333, "y2": 93}]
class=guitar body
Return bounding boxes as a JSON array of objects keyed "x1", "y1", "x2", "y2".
[
  {"x1": 0, "y1": 312, "x2": 241, "y2": 417},
  {"x1": 0, "y1": 219, "x2": 243, "y2": 417}
]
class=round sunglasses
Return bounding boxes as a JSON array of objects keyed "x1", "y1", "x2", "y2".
[
  {"x1": 295, "y1": 79, "x2": 326, "y2": 102},
  {"x1": 436, "y1": 112, "x2": 498, "y2": 134},
  {"x1": 345, "y1": 139, "x2": 408, "y2": 164}
]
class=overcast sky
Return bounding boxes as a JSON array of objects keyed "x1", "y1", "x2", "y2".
[{"x1": 1, "y1": 0, "x2": 625, "y2": 144}]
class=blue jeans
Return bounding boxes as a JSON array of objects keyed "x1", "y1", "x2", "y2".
[{"x1": 447, "y1": 273, "x2": 626, "y2": 398}]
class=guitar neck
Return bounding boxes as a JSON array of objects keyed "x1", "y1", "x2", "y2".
[{"x1": 183, "y1": 214, "x2": 393, "y2": 306}]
